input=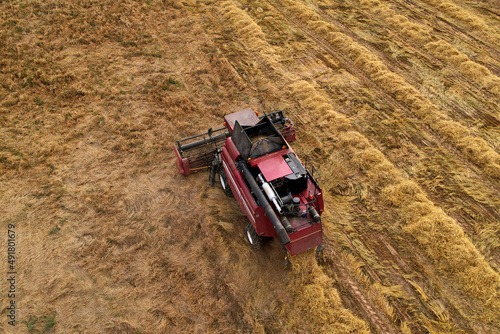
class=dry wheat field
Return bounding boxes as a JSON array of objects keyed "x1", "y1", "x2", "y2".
[{"x1": 1, "y1": 0, "x2": 499, "y2": 333}]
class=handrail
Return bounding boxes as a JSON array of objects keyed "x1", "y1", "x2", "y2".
[{"x1": 305, "y1": 157, "x2": 321, "y2": 184}]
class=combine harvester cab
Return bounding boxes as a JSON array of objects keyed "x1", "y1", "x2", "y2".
[{"x1": 174, "y1": 109, "x2": 323, "y2": 259}]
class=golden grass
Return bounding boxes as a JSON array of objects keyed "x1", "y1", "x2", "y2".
[
  {"x1": 359, "y1": 0, "x2": 500, "y2": 96},
  {"x1": 386, "y1": 14, "x2": 432, "y2": 44},
  {"x1": 284, "y1": 255, "x2": 370, "y2": 333},
  {"x1": 283, "y1": 0, "x2": 500, "y2": 178},
  {"x1": 289, "y1": 79, "x2": 500, "y2": 325},
  {"x1": 220, "y1": 1, "x2": 268, "y2": 51},
  {"x1": 421, "y1": 0, "x2": 500, "y2": 46},
  {"x1": 425, "y1": 40, "x2": 500, "y2": 94},
  {"x1": 3, "y1": 0, "x2": 499, "y2": 332}
]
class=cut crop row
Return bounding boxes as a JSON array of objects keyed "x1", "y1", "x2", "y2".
[
  {"x1": 213, "y1": 0, "x2": 500, "y2": 329},
  {"x1": 279, "y1": 0, "x2": 500, "y2": 180}
]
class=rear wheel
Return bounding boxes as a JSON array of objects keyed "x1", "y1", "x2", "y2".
[
  {"x1": 246, "y1": 222, "x2": 263, "y2": 250},
  {"x1": 218, "y1": 166, "x2": 233, "y2": 197}
]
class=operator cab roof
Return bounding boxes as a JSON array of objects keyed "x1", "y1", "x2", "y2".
[{"x1": 224, "y1": 108, "x2": 260, "y2": 133}]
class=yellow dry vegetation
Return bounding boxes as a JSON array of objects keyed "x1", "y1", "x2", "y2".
[
  {"x1": 1, "y1": 0, "x2": 499, "y2": 333},
  {"x1": 284, "y1": 0, "x2": 500, "y2": 179},
  {"x1": 291, "y1": 81, "x2": 499, "y2": 316},
  {"x1": 421, "y1": 0, "x2": 500, "y2": 46},
  {"x1": 218, "y1": 0, "x2": 500, "y2": 330},
  {"x1": 359, "y1": 0, "x2": 500, "y2": 95}
]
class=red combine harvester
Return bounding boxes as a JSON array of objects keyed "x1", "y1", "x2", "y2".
[{"x1": 174, "y1": 109, "x2": 324, "y2": 261}]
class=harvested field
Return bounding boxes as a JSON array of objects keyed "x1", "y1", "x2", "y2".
[{"x1": 1, "y1": 0, "x2": 499, "y2": 333}]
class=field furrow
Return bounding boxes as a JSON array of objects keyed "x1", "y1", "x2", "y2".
[
  {"x1": 205, "y1": 0, "x2": 500, "y2": 332},
  {"x1": 312, "y1": 0, "x2": 500, "y2": 148},
  {"x1": 255, "y1": 0, "x2": 500, "y2": 269},
  {"x1": 418, "y1": 0, "x2": 500, "y2": 46},
  {"x1": 279, "y1": 0, "x2": 500, "y2": 178},
  {"x1": 2, "y1": 0, "x2": 499, "y2": 333}
]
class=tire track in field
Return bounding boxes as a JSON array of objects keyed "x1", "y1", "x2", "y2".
[
  {"x1": 308, "y1": 0, "x2": 500, "y2": 144},
  {"x1": 346, "y1": 0, "x2": 500, "y2": 130},
  {"x1": 264, "y1": 0, "x2": 500, "y2": 266},
  {"x1": 334, "y1": 228, "x2": 431, "y2": 333},
  {"x1": 394, "y1": 0, "x2": 500, "y2": 69},
  {"x1": 312, "y1": 1, "x2": 500, "y2": 132},
  {"x1": 417, "y1": 0, "x2": 500, "y2": 48},
  {"x1": 354, "y1": 0, "x2": 500, "y2": 96},
  {"x1": 392, "y1": 0, "x2": 500, "y2": 104},
  {"x1": 471, "y1": 1, "x2": 500, "y2": 19},
  {"x1": 314, "y1": 0, "x2": 500, "y2": 96},
  {"x1": 206, "y1": 0, "x2": 500, "y2": 331},
  {"x1": 315, "y1": 48, "x2": 500, "y2": 270},
  {"x1": 268, "y1": 0, "x2": 500, "y2": 180},
  {"x1": 327, "y1": 187, "x2": 478, "y2": 332},
  {"x1": 319, "y1": 247, "x2": 399, "y2": 334},
  {"x1": 344, "y1": 201, "x2": 480, "y2": 332}
]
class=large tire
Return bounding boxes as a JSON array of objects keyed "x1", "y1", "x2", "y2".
[
  {"x1": 246, "y1": 222, "x2": 263, "y2": 250},
  {"x1": 218, "y1": 166, "x2": 233, "y2": 197}
]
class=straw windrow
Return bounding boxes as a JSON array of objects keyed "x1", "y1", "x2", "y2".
[{"x1": 283, "y1": 0, "x2": 500, "y2": 178}]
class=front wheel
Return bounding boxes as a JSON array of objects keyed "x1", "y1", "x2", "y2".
[
  {"x1": 246, "y1": 222, "x2": 263, "y2": 250},
  {"x1": 218, "y1": 166, "x2": 233, "y2": 197}
]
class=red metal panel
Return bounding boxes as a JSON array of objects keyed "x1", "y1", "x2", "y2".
[
  {"x1": 248, "y1": 148, "x2": 291, "y2": 167},
  {"x1": 285, "y1": 223, "x2": 323, "y2": 256},
  {"x1": 316, "y1": 192, "x2": 324, "y2": 213},
  {"x1": 224, "y1": 137, "x2": 241, "y2": 161},
  {"x1": 228, "y1": 160, "x2": 257, "y2": 214},
  {"x1": 221, "y1": 146, "x2": 278, "y2": 238},
  {"x1": 256, "y1": 154, "x2": 292, "y2": 181},
  {"x1": 253, "y1": 207, "x2": 277, "y2": 237},
  {"x1": 223, "y1": 160, "x2": 255, "y2": 225},
  {"x1": 174, "y1": 145, "x2": 190, "y2": 175}
]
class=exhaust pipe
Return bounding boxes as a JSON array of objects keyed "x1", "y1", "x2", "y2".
[
  {"x1": 239, "y1": 161, "x2": 291, "y2": 246},
  {"x1": 257, "y1": 174, "x2": 283, "y2": 214},
  {"x1": 308, "y1": 206, "x2": 321, "y2": 223},
  {"x1": 280, "y1": 215, "x2": 293, "y2": 233}
]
